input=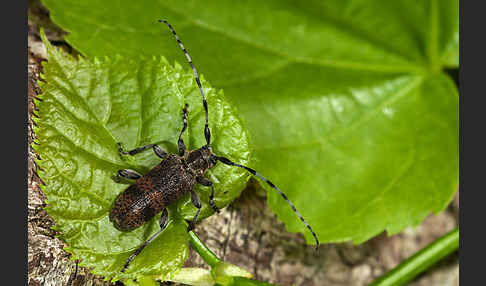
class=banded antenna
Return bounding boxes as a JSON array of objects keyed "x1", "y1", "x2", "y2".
[
  {"x1": 159, "y1": 19, "x2": 211, "y2": 146},
  {"x1": 159, "y1": 20, "x2": 319, "y2": 250},
  {"x1": 215, "y1": 156, "x2": 320, "y2": 250}
]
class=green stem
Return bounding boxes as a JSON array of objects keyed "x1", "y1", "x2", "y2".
[
  {"x1": 188, "y1": 230, "x2": 221, "y2": 267},
  {"x1": 370, "y1": 227, "x2": 459, "y2": 286}
]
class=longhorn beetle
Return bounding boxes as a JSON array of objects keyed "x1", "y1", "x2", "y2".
[{"x1": 110, "y1": 20, "x2": 319, "y2": 273}]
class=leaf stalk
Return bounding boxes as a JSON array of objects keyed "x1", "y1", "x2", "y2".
[
  {"x1": 188, "y1": 230, "x2": 221, "y2": 268},
  {"x1": 370, "y1": 227, "x2": 459, "y2": 286}
]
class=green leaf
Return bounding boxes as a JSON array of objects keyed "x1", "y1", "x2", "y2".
[
  {"x1": 121, "y1": 279, "x2": 140, "y2": 286},
  {"x1": 33, "y1": 32, "x2": 251, "y2": 280},
  {"x1": 41, "y1": 0, "x2": 458, "y2": 243},
  {"x1": 226, "y1": 277, "x2": 281, "y2": 286},
  {"x1": 165, "y1": 267, "x2": 270, "y2": 286},
  {"x1": 212, "y1": 262, "x2": 252, "y2": 286},
  {"x1": 166, "y1": 268, "x2": 215, "y2": 286},
  {"x1": 134, "y1": 276, "x2": 160, "y2": 286},
  {"x1": 211, "y1": 262, "x2": 252, "y2": 280}
]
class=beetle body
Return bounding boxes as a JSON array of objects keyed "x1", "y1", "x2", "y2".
[
  {"x1": 110, "y1": 146, "x2": 216, "y2": 231},
  {"x1": 112, "y1": 20, "x2": 319, "y2": 273}
]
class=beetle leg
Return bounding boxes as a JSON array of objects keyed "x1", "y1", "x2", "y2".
[
  {"x1": 196, "y1": 176, "x2": 220, "y2": 213},
  {"x1": 121, "y1": 208, "x2": 169, "y2": 273},
  {"x1": 159, "y1": 208, "x2": 170, "y2": 230},
  {"x1": 177, "y1": 104, "x2": 189, "y2": 156},
  {"x1": 118, "y1": 142, "x2": 167, "y2": 159},
  {"x1": 115, "y1": 169, "x2": 142, "y2": 183},
  {"x1": 187, "y1": 191, "x2": 202, "y2": 231}
]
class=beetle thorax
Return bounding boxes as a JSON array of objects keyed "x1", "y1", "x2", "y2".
[{"x1": 184, "y1": 145, "x2": 217, "y2": 177}]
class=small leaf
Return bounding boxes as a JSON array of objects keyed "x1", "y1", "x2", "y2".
[
  {"x1": 212, "y1": 262, "x2": 252, "y2": 280},
  {"x1": 121, "y1": 279, "x2": 139, "y2": 286},
  {"x1": 135, "y1": 276, "x2": 160, "y2": 286},
  {"x1": 33, "y1": 31, "x2": 251, "y2": 280},
  {"x1": 212, "y1": 262, "x2": 253, "y2": 286},
  {"x1": 166, "y1": 268, "x2": 215, "y2": 286},
  {"x1": 166, "y1": 266, "x2": 268, "y2": 286},
  {"x1": 226, "y1": 277, "x2": 281, "y2": 286}
]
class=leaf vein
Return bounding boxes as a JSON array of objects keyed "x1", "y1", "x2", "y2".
[
  {"x1": 41, "y1": 128, "x2": 124, "y2": 168},
  {"x1": 325, "y1": 146, "x2": 416, "y2": 238},
  {"x1": 47, "y1": 53, "x2": 124, "y2": 152},
  {"x1": 256, "y1": 76, "x2": 424, "y2": 151}
]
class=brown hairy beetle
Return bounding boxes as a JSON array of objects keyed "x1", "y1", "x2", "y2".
[{"x1": 110, "y1": 20, "x2": 319, "y2": 273}]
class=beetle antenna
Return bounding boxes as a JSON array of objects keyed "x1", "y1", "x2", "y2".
[
  {"x1": 215, "y1": 155, "x2": 320, "y2": 250},
  {"x1": 159, "y1": 19, "x2": 211, "y2": 145}
]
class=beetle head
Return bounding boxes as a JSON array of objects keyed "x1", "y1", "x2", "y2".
[
  {"x1": 186, "y1": 145, "x2": 217, "y2": 175},
  {"x1": 200, "y1": 145, "x2": 218, "y2": 168}
]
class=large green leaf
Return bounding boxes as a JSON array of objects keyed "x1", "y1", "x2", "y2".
[
  {"x1": 33, "y1": 32, "x2": 251, "y2": 280},
  {"x1": 41, "y1": 0, "x2": 458, "y2": 243}
]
